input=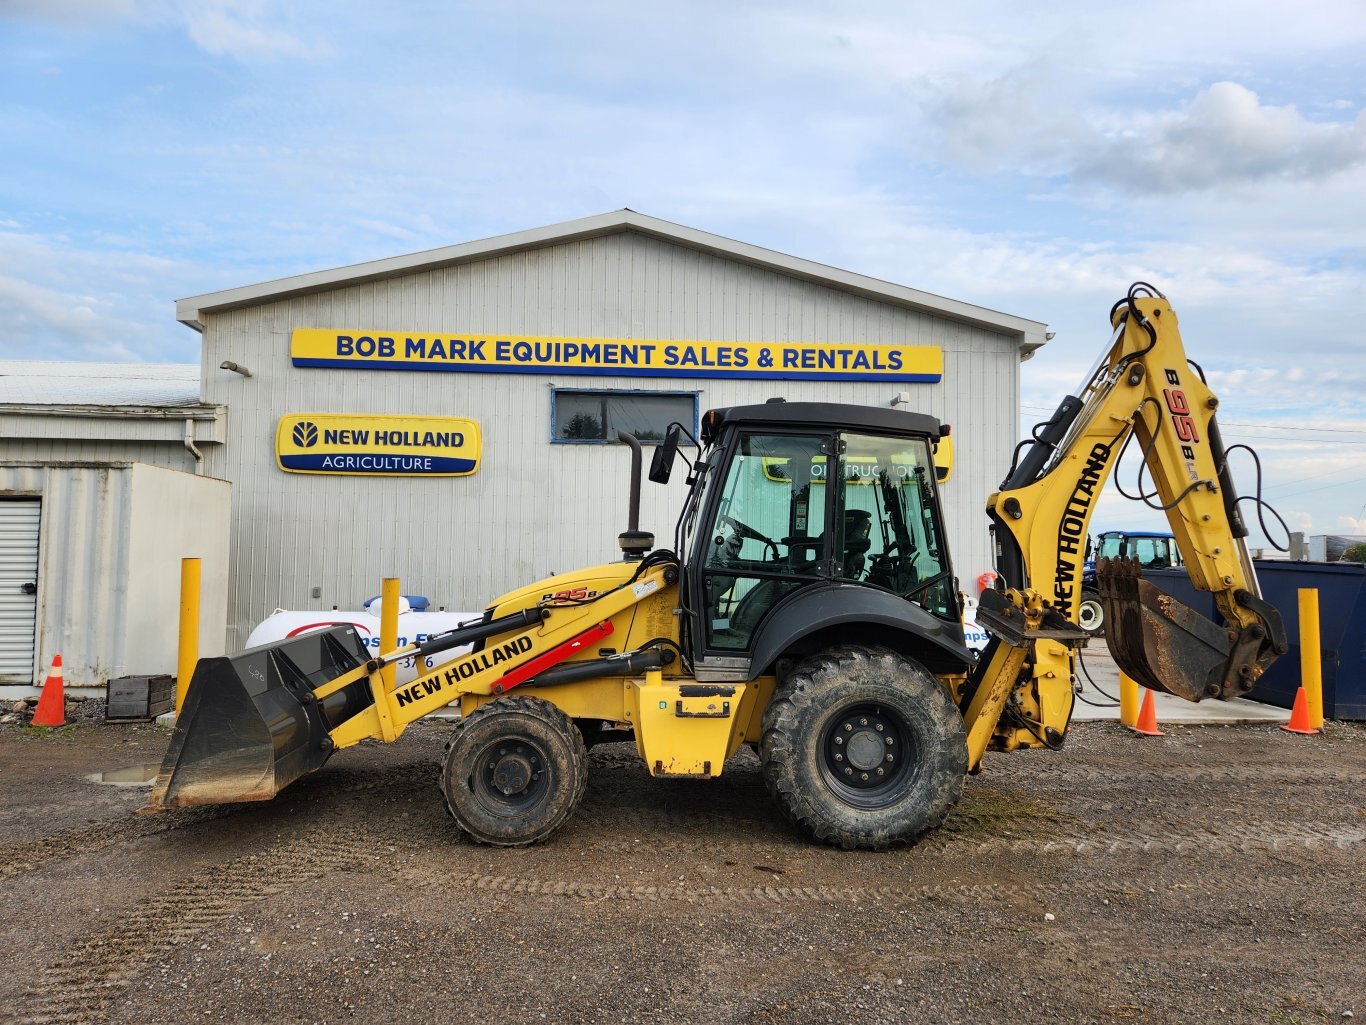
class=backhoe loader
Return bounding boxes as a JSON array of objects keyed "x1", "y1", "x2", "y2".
[{"x1": 146, "y1": 283, "x2": 1286, "y2": 849}]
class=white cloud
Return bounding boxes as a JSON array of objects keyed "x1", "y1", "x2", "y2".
[
  {"x1": 0, "y1": 229, "x2": 197, "y2": 361},
  {"x1": 179, "y1": 1, "x2": 326, "y2": 60},
  {"x1": 0, "y1": 0, "x2": 322, "y2": 60},
  {"x1": 926, "y1": 76, "x2": 1366, "y2": 194},
  {"x1": 0, "y1": 272, "x2": 140, "y2": 360},
  {"x1": 0, "y1": 0, "x2": 138, "y2": 22},
  {"x1": 1077, "y1": 83, "x2": 1366, "y2": 194}
]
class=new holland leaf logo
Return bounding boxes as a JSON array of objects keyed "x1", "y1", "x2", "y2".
[{"x1": 292, "y1": 421, "x2": 319, "y2": 448}]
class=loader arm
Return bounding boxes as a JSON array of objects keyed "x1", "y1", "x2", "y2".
[
  {"x1": 961, "y1": 283, "x2": 1286, "y2": 770},
  {"x1": 146, "y1": 561, "x2": 678, "y2": 810}
]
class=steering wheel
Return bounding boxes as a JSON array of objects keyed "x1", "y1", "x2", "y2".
[
  {"x1": 721, "y1": 514, "x2": 780, "y2": 560},
  {"x1": 881, "y1": 539, "x2": 917, "y2": 557}
]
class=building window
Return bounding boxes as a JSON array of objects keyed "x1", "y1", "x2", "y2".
[{"x1": 552, "y1": 389, "x2": 697, "y2": 444}]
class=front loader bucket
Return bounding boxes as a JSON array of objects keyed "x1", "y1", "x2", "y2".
[
  {"x1": 1096, "y1": 557, "x2": 1270, "y2": 702},
  {"x1": 145, "y1": 626, "x2": 375, "y2": 811}
]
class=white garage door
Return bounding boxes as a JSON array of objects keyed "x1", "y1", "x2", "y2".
[{"x1": 0, "y1": 499, "x2": 41, "y2": 682}]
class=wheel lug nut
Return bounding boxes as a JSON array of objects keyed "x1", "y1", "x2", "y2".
[
  {"x1": 860, "y1": 773, "x2": 869, "y2": 781},
  {"x1": 834, "y1": 753, "x2": 843, "y2": 762},
  {"x1": 885, "y1": 737, "x2": 894, "y2": 746},
  {"x1": 834, "y1": 736, "x2": 843, "y2": 745},
  {"x1": 844, "y1": 767, "x2": 853, "y2": 776},
  {"x1": 877, "y1": 768, "x2": 885, "y2": 776},
  {"x1": 885, "y1": 753, "x2": 894, "y2": 763},
  {"x1": 843, "y1": 724, "x2": 853, "y2": 732},
  {"x1": 859, "y1": 718, "x2": 868, "y2": 726},
  {"x1": 875, "y1": 723, "x2": 884, "y2": 732}
]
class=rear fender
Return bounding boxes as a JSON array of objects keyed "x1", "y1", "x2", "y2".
[{"x1": 748, "y1": 583, "x2": 972, "y2": 679}]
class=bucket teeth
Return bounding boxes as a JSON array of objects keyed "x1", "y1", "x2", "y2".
[{"x1": 1096, "y1": 556, "x2": 1247, "y2": 702}]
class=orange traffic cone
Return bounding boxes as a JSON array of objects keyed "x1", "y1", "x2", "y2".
[
  {"x1": 1130, "y1": 689, "x2": 1164, "y2": 737},
  {"x1": 31, "y1": 654, "x2": 66, "y2": 727},
  {"x1": 1280, "y1": 686, "x2": 1319, "y2": 735}
]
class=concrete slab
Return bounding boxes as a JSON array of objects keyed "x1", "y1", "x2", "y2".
[{"x1": 1070, "y1": 639, "x2": 1288, "y2": 725}]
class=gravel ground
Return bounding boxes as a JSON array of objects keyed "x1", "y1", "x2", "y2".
[{"x1": 0, "y1": 716, "x2": 1360, "y2": 1025}]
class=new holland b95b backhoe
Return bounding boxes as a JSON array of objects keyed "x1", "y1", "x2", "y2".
[{"x1": 147, "y1": 283, "x2": 1286, "y2": 849}]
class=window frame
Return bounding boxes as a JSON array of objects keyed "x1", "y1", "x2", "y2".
[{"x1": 549, "y1": 387, "x2": 700, "y2": 446}]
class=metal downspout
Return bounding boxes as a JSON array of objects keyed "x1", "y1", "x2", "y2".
[{"x1": 184, "y1": 419, "x2": 203, "y2": 475}]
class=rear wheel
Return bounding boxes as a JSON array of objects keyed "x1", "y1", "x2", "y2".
[
  {"x1": 441, "y1": 695, "x2": 588, "y2": 847},
  {"x1": 760, "y1": 645, "x2": 966, "y2": 849},
  {"x1": 1079, "y1": 590, "x2": 1105, "y2": 634}
]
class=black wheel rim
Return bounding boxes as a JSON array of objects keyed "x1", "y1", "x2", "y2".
[
  {"x1": 817, "y1": 702, "x2": 918, "y2": 809},
  {"x1": 469, "y1": 737, "x2": 552, "y2": 815}
]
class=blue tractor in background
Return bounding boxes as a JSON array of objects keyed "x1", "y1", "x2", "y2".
[{"x1": 1080, "y1": 530, "x2": 1184, "y2": 634}]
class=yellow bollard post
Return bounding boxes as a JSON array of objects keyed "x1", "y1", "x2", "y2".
[
  {"x1": 1298, "y1": 588, "x2": 1325, "y2": 730},
  {"x1": 380, "y1": 577, "x2": 400, "y2": 692},
  {"x1": 1119, "y1": 671, "x2": 1140, "y2": 728},
  {"x1": 175, "y1": 557, "x2": 201, "y2": 714}
]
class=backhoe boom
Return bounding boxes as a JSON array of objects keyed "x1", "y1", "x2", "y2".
[{"x1": 962, "y1": 284, "x2": 1286, "y2": 768}]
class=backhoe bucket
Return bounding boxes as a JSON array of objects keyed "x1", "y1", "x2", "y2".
[
  {"x1": 1096, "y1": 557, "x2": 1265, "y2": 702},
  {"x1": 145, "y1": 626, "x2": 376, "y2": 811}
]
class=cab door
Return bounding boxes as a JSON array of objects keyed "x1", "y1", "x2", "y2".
[{"x1": 696, "y1": 431, "x2": 834, "y2": 654}]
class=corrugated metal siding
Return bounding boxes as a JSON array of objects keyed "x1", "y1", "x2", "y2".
[
  {"x1": 0, "y1": 464, "x2": 133, "y2": 686},
  {"x1": 202, "y1": 232, "x2": 1020, "y2": 646},
  {"x1": 0, "y1": 435, "x2": 195, "y2": 473},
  {"x1": 0, "y1": 499, "x2": 41, "y2": 680}
]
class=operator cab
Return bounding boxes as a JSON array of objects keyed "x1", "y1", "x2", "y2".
[{"x1": 655, "y1": 401, "x2": 965, "y2": 676}]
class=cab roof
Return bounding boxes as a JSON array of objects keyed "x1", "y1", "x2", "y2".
[{"x1": 701, "y1": 400, "x2": 944, "y2": 445}]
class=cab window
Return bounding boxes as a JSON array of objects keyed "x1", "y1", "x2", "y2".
[
  {"x1": 703, "y1": 433, "x2": 830, "y2": 650},
  {"x1": 835, "y1": 433, "x2": 954, "y2": 619}
]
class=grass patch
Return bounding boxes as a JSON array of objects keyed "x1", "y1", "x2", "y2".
[{"x1": 18, "y1": 723, "x2": 78, "y2": 740}]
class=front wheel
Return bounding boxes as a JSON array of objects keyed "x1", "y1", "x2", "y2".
[
  {"x1": 441, "y1": 695, "x2": 588, "y2": 847},
  {"x1": 760, "y1": 646, "x2": 967, "y2": 850}
]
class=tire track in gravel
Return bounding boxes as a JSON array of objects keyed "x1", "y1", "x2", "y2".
[
  {"x1": 0, "y1": 808, "x2": 239, "y2": 883},
  {"x1": 559, "y1": 819, "x2": 1366, "y2": 858},
  {"x1": 10, "y1": 829, "x2": 387, "y2": 1025},
  {"x1": 0, "y1": 762, "x2": 439, "y2": 884},
  {"x1": 388, "y1": 855, "x2": 1361, "y2": 906},
  {"x1": 10, "y1": 811, "x2": 1362, "y2": 1023},
  {"x1": 1007, "y1": 763, "x2": 1362, "y2": 787}
]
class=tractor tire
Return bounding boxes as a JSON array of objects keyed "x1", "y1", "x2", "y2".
[
  {"x1": 760, "y1": 645, "x2": 967, "y2": 850},
  {"x1": 441, "y1": 695, "x2": 588, "y2": 847},
  {"x1": 1078, "y1": 589, "x2": 1105, "y2": 635}
]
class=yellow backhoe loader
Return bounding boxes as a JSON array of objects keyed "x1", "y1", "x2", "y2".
[{"x1": 146, "y1": 283, "x2": 1286, "y2": 849}]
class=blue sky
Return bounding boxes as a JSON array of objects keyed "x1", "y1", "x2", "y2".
[{"x1": 2, "y1": 0, "x2": 1364, "y2": 546}]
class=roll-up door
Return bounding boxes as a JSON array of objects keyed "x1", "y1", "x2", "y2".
[{"x1": 0, "y1": 499, "x2": 41, "y2": 682}]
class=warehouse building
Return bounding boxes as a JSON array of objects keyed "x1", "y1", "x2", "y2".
[
  {"x1": 177, "y1": 210, "x2": 1046, "y2": 648},
  {"x1": 0, "y1": 363, "x2": 229, "y2": 692},
  {"x1": 1, "y1": 211, "x2": 1047, "y2": 688}
]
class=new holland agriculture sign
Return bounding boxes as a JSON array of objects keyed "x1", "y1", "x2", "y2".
[
  {"x1": 290, "y1": 330, "x2": 942, "y2": 383},
  {"x1": 276, "y1": 414, "x2": 481, "y2": 476}
]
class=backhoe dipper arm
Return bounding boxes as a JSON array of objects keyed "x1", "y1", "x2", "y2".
[{"x1": 962, "y1": 284, "x2": 1286, "y2": 770}]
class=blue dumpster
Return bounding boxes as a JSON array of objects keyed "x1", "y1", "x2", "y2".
[{"x1": 1145, "y1": 561, "x2": 1366, "y2": 720}]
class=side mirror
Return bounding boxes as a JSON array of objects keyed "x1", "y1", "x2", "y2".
[{"x1": 648, "y1": 424, "x2": 681, "y2": 484}]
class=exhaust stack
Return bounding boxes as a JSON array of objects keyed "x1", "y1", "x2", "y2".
[{"x1": 616, "y1": 430, "x2": 654, "y2": 559}]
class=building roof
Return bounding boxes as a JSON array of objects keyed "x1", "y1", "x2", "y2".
[
  {"x1": 176, "y1": 210, "x2": 1050, "y2": 356},
  {"x1": 0, "y1": 361, "x2": 201, "y2": 407}
]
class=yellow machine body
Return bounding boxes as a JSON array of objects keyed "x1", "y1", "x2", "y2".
[{"x1": 147, "y1": 283, "x2": 1284, "y2": 850}]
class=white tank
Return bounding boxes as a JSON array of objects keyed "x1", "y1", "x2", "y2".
[{"x1": 246, "y1": 606, "x2": 483, "y2": 685}]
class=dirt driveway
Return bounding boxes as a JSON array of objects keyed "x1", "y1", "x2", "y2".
[{"x1": 0, "y1": 717, "x2": 1360, "y2": 1025}]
